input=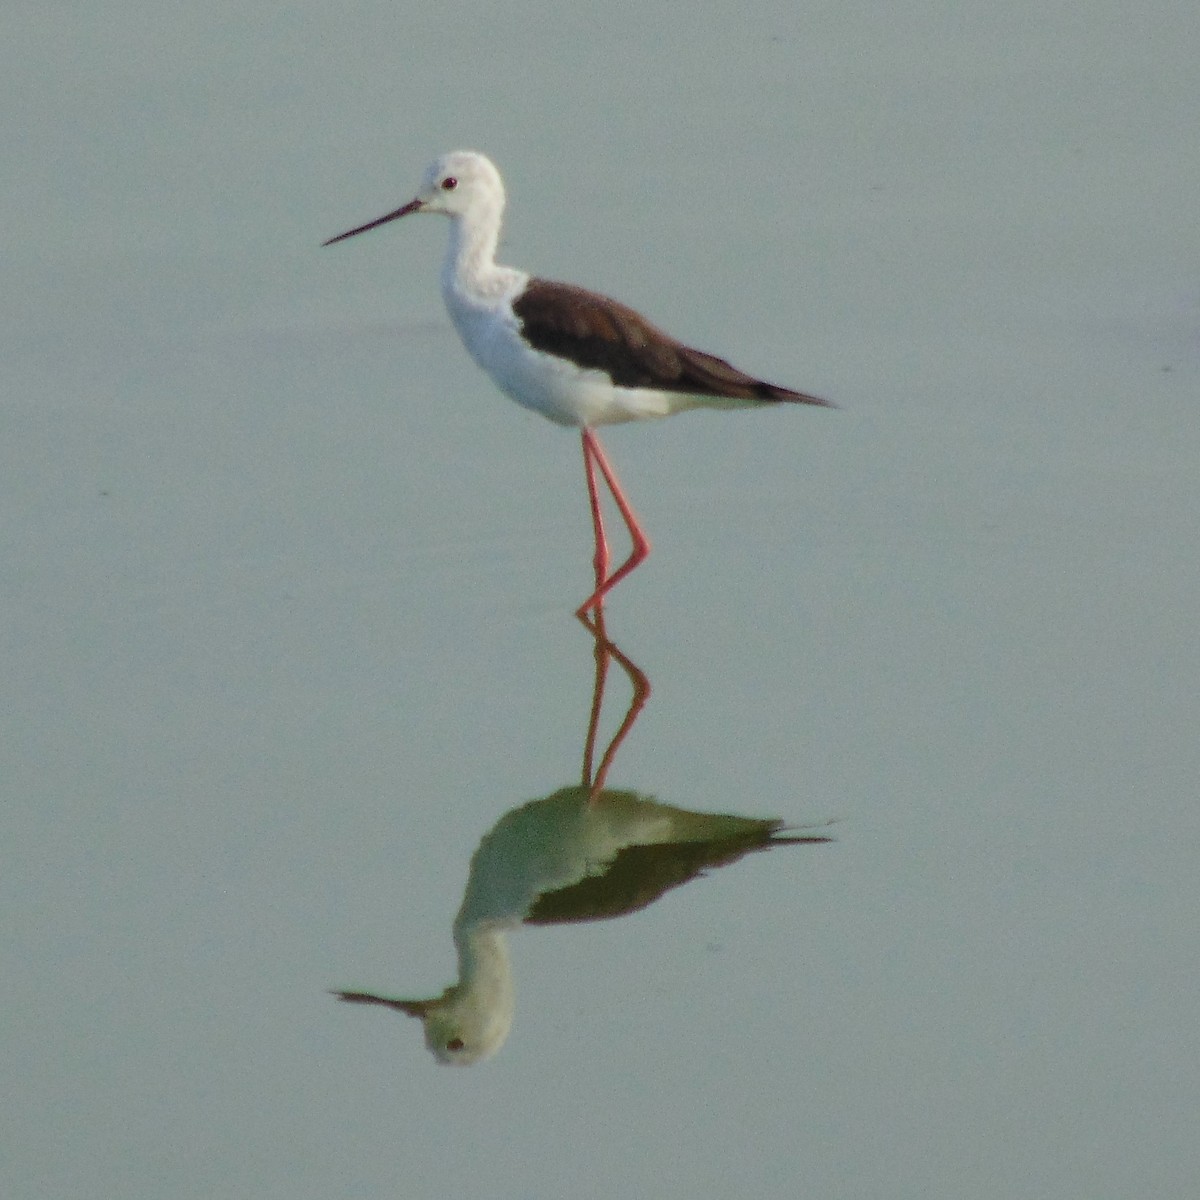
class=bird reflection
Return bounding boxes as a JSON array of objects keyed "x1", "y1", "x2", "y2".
[{"x1": 334, "y1": 612, "x2": 831, "y2": 1064}]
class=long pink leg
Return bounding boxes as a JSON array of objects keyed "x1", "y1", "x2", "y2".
[
  {"x1": 581, "y1": 431, "x2": 611, "y2": 591},
  {"x1": 575, "y1": 428, "x2": 652, "y2": 615}
]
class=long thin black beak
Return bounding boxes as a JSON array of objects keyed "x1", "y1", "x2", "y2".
[{"x1": 322, "y1": 197, "x2": 423, "y2": 246}]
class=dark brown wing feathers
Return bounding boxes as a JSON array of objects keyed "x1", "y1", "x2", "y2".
[{"x1": 512, "y1": 280, "x2": 829, "y2": 405}]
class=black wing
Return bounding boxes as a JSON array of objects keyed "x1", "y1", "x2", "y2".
[{"x1": 512, "y1": 279, "x2": 830, "y2": 405}]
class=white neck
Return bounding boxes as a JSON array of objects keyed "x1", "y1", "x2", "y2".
[
  {"x1": 441, "y1": 205, "x2": 496, "y2": 289},
  {"x1": 447, "y1": 922, "x2": 515, "y2": 1041},
  {"x1": 439, "y1": 207, "x2": 523, "y2": 309}
]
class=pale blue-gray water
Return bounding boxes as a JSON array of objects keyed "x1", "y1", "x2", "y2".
[{"x1": 4, "y1": 2, "x2": 1199, "y2": 1197}]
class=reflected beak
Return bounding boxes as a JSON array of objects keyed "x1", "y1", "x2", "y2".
[
  {"x1": 332, "y1": 990, "x2": 434, "y2": 1019},
  {"x1": 322, "y1": 197, "x2": 423, "y2": 246}
]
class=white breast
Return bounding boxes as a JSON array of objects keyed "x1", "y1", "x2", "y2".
[{"x1": 443, "y1": 285, "x2": 705, "y2": 429}]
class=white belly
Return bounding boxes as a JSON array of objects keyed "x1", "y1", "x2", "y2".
[{"x1": 445, "y1": 291, "x2": 703, "y2": 429}]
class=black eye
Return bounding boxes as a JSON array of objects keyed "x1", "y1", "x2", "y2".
[
  {"x1": 440, "y1": 177, "x2": 458, "y2": 191},
  {"x1": 446, "y1": 1037, "x2": 465, "y2": 1051}
]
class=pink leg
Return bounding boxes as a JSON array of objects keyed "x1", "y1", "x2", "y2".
[
  {"x1": 581, "y1": 431, "x2": 610, "y2": 590},
  {"x1": 575, "y1": 428, "x2": 652, "y2": 615}
]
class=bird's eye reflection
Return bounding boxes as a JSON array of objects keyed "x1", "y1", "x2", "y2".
[{"x1": 440, "y1": 176, "x2": 458, "y2": 190}]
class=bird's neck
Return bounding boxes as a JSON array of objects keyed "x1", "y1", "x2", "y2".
[
  {"x1": 452, "y1": 922, "x2": 515, "y2": 1018},
  {"x1": 441, "y1": 208, "x2": 507, "y2": 303}
]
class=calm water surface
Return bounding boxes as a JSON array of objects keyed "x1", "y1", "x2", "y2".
[{"x1": 5, "y1": 2, "x2": 1199, "y2": 1198}]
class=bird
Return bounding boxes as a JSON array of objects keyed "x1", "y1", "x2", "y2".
[
  {"x1": 333, "y1": 609, "x2": 832, "y2": 1065},
  {"x1": 334, "y1": 786, "x2": 829, "y2": 1064},
  {"x1": 324, "y1": 151, "x2": 831, "y2": 613}
]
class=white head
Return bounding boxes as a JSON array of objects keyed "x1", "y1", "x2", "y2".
[
  {"x1": 412, "y1": 151, "x2": 505, "y2": 218},
  {"x1": 323, "y1": 150, "x2": 506, "y2": 245},
  {"x1": 333, "y1": 978, "x2": 514, "y2": 1067}
]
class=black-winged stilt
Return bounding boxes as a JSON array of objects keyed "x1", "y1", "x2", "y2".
[{"x1": 324, "y1": 151, "x2": 831, "y2": 613}]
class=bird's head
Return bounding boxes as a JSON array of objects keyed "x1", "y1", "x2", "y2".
[{"x1": 323, "y1": 150, "x2": 505, "y2": 245}]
